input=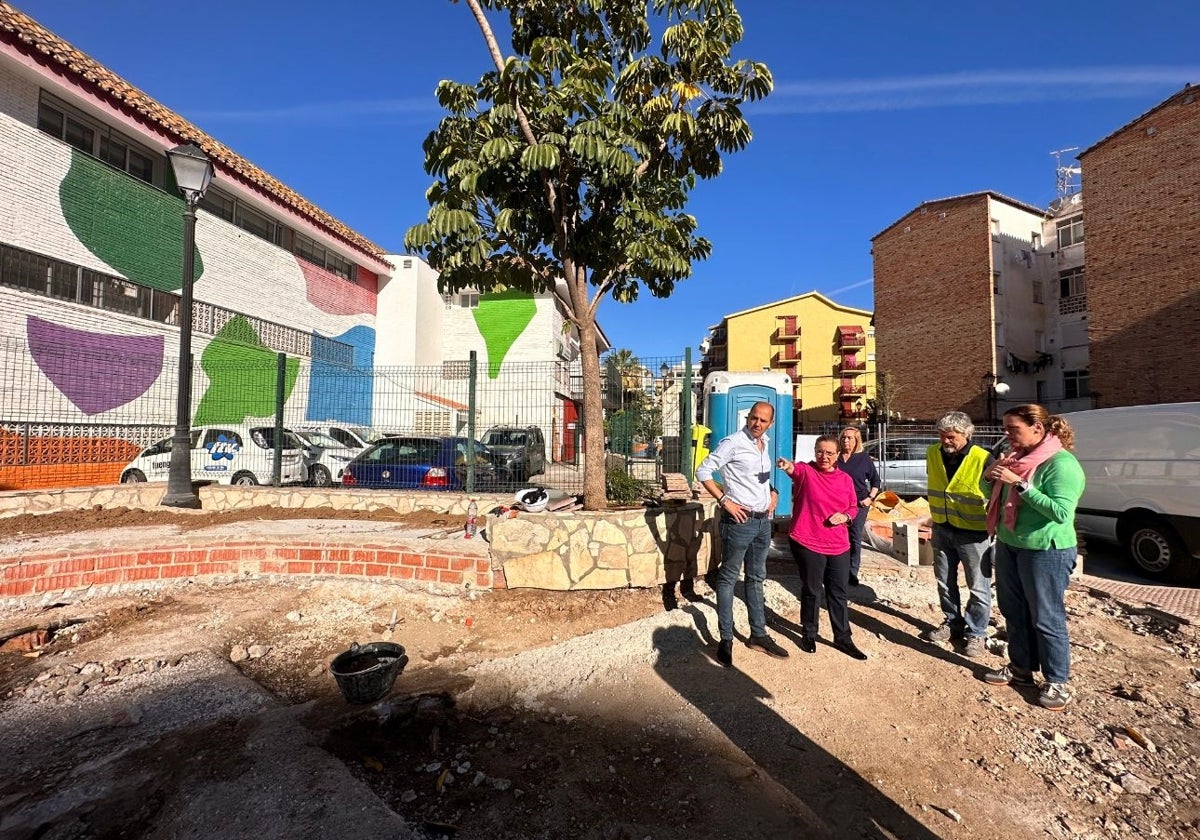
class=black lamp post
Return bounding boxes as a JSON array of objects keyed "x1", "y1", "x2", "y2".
[
  {"x1": 161, "y1": 143, "x2": 214, "y2": 509},
  {"x1": 981, "y1": 372, "x2": 1010, "y2": 424}
]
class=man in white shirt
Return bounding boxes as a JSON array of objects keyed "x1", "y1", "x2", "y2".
[{"x1": 697, "y1": 401, "x2": 788, "y2": 667}]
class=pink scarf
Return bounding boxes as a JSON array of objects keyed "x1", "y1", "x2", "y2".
[{"x1": 986, "y1": 433, "x2": 1064, "y2": 535}]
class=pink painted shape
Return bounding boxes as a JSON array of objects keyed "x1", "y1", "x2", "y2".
[
  {"x1": 297, "y1": 257, "x2": 376, "y2": 316},
  {"x1": 26, "y1": 316, "x2": 163, "y2": 415}
]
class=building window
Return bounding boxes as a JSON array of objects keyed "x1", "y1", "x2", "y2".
[
  {"x1": 199, "y1": 189, "x2": 235, "y2": 223},
  {"x1": 1034, "y1": 330, "x2": 1045, "y2": 352},
  {"x1": 37, "y1": 93, "x2": 157, "y2": 184},
  {"x1": 459, "y1": 292, "x2": 480, "y2": 309},
  {"x1": 990, "y1": 218, "x2": 1000, "y2": 236},
  {"x1": 1056, "y1": 215, "x2": 1084, "y2": 248},
  {"x1": 234, "y1": 203, "x2": 281, "y2": 245},
  {"x1": 1064, "y1": 369, "x2": 1091, "y2": 399},
  {"x1": 1032, "y1": 280, "x2": 1043, "y2": 304},
  {"x1": 993, "y1": 271, "x2": 1001, "y2": 295},
  {"x1": 1031, "y1": 232, "x2": 1042, "y2": 249},
  {"x1": 996, "y1": 323, "x2": 1006, "y2": 347},
  {"x1": 1059, "y1": 267, "x2": 1086, "y2": 298},
  {"x1": 867, "y1": 328, "x2": 875, "y2": 339}
]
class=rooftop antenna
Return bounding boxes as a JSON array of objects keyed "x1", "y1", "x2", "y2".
[{"x1": 1050, "y1": 147, "x2": 1081, "y2": 201}]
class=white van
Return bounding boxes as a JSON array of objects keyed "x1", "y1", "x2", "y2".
[
  {"x1": 120, "y1": 424, "x2": 308, "y2": 486},
  {"x1": 1065, "y1": 403, "x2": 1200, "y2": 583}
]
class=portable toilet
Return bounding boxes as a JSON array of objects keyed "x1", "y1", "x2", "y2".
[{"x1": 702, "y1": 371, "x2": 795, "y2": 517}]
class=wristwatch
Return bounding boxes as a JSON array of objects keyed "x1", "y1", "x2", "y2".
[{"x1": 1015, "y1": 480, "x2": 1031, "y2": 494}]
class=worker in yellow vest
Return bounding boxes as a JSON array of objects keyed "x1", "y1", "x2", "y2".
[{"x1": 924, "y1": 411, "x2": 998, "y2": 658}]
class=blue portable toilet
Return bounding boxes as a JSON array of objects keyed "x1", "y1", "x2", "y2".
[{"x1": 702, "y1": 371, "x2": 795, "y2": 517}]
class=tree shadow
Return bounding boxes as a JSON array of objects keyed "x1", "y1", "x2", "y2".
[{"x1": 651, "y1": 625, "x2": 943, "y2": 839}]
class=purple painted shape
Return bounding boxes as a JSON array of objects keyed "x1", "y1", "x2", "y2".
[{"x1": 27, "y1": 315, "x2": 164, "y2": 415}]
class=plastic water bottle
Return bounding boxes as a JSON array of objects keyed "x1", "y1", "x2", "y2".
[{"x1": 465, "y1": 497, "x2": 479, "y2": 539}]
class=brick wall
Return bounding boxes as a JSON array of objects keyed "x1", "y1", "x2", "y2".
[
  {"x1": 1079, "y1": 89, "x2": 1200, "y2": 406},
  {"x1": 871, "y1": 195, "x2": 996, "y2": 420},
  {"x1": 0, "y1": 540, "x2": 495, "y2": 600}
]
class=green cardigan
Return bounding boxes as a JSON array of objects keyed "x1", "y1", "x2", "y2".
[{"x1": 982, "y1": 450, "x2": 1085, "y2": 550}]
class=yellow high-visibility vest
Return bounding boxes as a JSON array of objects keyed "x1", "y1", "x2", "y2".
[{"x1": 926, "y1": 444, "x2": 989, "y2": 530}]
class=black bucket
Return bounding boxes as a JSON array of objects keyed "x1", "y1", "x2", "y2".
[{"x1": 329, "y1": 641, "x2": 408, "y2": 704}]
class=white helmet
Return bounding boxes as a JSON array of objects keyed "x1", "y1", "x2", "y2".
[{"x1": 514, "y1": 488, "x2": 549, "y2": 512}]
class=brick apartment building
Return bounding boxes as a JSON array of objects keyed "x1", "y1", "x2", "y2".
[
  {"x1": 1078, "y1": 85, "x2": 1200, "y2": 407},
  {"x1": 872, "y1": 87, "x2": 1200, "y2": 421},
  {"x1": 870, "y1": 191, "x2": 1063, "y2": 422}
]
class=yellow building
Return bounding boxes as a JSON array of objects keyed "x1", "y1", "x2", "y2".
[{"x1": 700, "y1": 292, "x2": 876, "y2": 427}]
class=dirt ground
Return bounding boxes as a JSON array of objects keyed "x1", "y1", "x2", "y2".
[{"x1": 2, "y1": 507, "x2": 1200, "y2": 839}]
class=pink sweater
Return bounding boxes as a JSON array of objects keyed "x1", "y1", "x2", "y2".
[{"x1": 788, "y1": 462, "x2": 859, "y2": 555}]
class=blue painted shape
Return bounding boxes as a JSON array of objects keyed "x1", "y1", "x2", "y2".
[{"x1": 307, "y1": 326, "x2": 376, "y2": 426}]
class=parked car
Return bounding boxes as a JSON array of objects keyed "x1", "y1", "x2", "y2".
[
  {"x1": 341, "y1": 436, "x2": 504, "y2": 491},
  {"x1": 120, "y1": 424, "x2": 307, "y2": 486},
  {"x1": 291, "y1": 429, "x2": 357, "y2": 487},
  {"x1": 1063, "y1": 403, "x2": 1200, "y2": 583},
  {"x1": 863, "y1": 433, "x2": 1004, "y2": 497},
  {"x1": 481, "y1": 425, "x2": 547, "y2": 481},
  {"x1": 294, "y1": 422, "x2": 386, "y2": 451}
]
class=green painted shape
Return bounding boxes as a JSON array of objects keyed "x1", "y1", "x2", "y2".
[
  {"x1": 471, "y1": 289, "x2": 536, "y2": 378},
  {"x1": 193, "y1": 317, "x2": 298, "y2": 424},
  {"x1": 59, "y1": 150, "x2": 203, "y2": 291}
]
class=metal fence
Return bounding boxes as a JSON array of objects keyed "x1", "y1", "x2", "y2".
[{"x1": 0, "y1": 333, "x2": 695, "y2": 494}]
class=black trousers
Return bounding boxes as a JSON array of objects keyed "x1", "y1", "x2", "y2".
[{"x1": 789, "y1": 539, "x2": 853, "y2": 643}]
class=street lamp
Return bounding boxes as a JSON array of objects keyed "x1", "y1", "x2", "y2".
[
  {"x1": 981, "y1": 372, "x2": 1011, "y2": 424},
  {"x1": 161, "y1": 143, "x2": 214, "y2": 508}
]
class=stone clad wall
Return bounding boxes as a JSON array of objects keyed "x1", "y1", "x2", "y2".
[{"x1": 489, "y1": 502, "x2": 718, "y2": 590}]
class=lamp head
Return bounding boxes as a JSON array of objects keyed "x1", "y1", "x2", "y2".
[{"x1": 166, "y1": 143, "x2": 214, "y2": 202}]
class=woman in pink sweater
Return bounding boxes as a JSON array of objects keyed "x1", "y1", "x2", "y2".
[{"x1": 778, "y1": 435, "x2": 866, "y2": 660}]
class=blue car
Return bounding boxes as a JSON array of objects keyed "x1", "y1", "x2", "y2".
[{"x1": 340, "y1": 435, "x2": 505, "y2": 491}]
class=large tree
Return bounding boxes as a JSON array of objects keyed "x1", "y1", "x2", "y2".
[{"x1": 405, "y1": 0, "x2": 771, "y2": 508}]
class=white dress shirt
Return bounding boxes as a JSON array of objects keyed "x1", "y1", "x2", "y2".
[{"x1": 696, "y1": 427, "x2": 773, "y2": 512}]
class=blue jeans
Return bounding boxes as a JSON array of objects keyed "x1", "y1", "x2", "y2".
[
  {"x1": 994, "y1": 541, "x2": 1075, "y2": 684},
  {"x1": 932, "y1": 525, "x2": 993, "y2": 639},
  {"x1": 716, "y1": 514, "x2": 771, "y2": 641},
  {"x1": 848, "y1": 505, "x2": 869, "y2": 577}
]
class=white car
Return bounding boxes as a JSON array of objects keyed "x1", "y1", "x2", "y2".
[
  {"x1": 293, "y1": 422, "x2": 387, "y2": 452},
  {"x1": 293, "y1": 429, "x2": 357, "y2": 487},
  {"x1": 120, "y1": 424, "x2": 307, "y2": 486}
]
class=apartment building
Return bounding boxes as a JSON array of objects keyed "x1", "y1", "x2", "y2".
[
  {"x1": 1078, "y1": 85, "x2": 1200, "y2": 407},
  {"x1": 871, "y1": 189, "x2": 1099, "y2": 422},
  {"x1": 698, "y1": 291, "x2": 875, "y2": 427}
]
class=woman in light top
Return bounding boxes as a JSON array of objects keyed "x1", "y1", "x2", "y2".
[{"x1": 778, "y1": 435, "x2": 867, "y2": 660}]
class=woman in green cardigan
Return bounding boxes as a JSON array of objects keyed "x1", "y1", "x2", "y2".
[{"x1": 981, "y1": 404, "x2": 1085, "y2": 711}]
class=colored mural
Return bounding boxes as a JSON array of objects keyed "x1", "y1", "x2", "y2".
[
  {"x1": 26, "y1": 315, "x2": 163, "y2": 415},
  {"x1": 59, "y1": 150, "x2": 203, "y2": 291},
  {"x1": 472, "y1": 289, "x2": 536, "y2": 377},
  {"x1": 307, "y1": 325, "x2": 376, "y2": 426},
  {"x1": 297, "y1": 257, "x2": 375, "y2": 316},
  {"x1": 193, "y1": 317, "x2": 299, "y2": 424}
]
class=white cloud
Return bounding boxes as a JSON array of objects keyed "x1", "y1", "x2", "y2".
[
  {"x1": 760, "y1": 67, "x2": 1200, "y2": 114},
  {"x1": 189, "y1": 97, "x2": 441, "y2": 124}
]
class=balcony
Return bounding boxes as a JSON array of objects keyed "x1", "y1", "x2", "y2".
[
  {"x1": 771, "y1": 345, "x2": 801, "y2": 366},
  {"x1": 838, "y1": 382, "x2": 867, "y2": 397},
  {"x1": 838, "y1": 357, "x2": 867, "y2": 374},
  {"x1": 792, "y1": 396, "x2": 803, "y2": 410},
  {"x1": 837, "y1": 327, "x2": 866, "y2": 349},
  {"x1": 838, "y1": 408, "x2": 869, "y2": 420},
  {"x1": 775, "y1": 315, "x2": 801, "y2": 340}
]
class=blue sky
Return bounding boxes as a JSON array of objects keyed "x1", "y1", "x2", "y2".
[{"x1": 16, "y1": 1, "x2": 1199, "y2": 359}]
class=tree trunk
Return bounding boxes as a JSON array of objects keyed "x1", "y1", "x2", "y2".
[{"x1": 563, "y1": 257, "x2": 607, "y2": 510}]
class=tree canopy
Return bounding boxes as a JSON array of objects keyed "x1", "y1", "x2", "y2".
[{"x1": 406, "y1": 0, "x2": 771, "y2": 507}]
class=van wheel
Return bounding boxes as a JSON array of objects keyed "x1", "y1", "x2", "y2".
[
  {"x1": 121, "y1": 469, "x2": 146, "y2": 484},
  {"x1": 231, "y1": 472, "x2": 259, "y2": 486},
  {"x1": 1122, "y1": 515, "x2": 1199, "y2": 583},
  {"x1": 308, "y1": 465, "x2": 332, "y2": 487}
]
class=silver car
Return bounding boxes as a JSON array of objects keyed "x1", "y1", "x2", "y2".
[{"x1": 864, "y1": 435, "x2": 1003, "y2": 497}]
